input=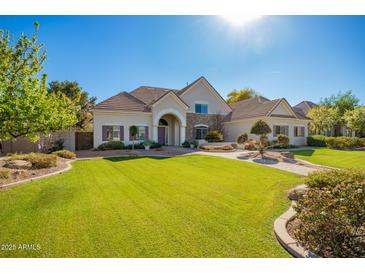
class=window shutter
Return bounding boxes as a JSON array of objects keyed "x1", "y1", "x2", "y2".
[
  {"x1": 102, "y1": 126, "x2": 108, "y2": 141},
  {"x1": 273, "y1": 126, "x2": 277, "y2": 137},
  {"x1": 145, "y1": 126, "x2": 149, "y2": 140},
  {"x1": 129, "y1": 127, "x2": 132, "y2": 141},
  {"x1": 120, "y1": 126, "x2": 124, "y2": 141}
]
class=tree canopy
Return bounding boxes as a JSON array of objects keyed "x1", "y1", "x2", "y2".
[
  {"x1": 344, "y1": 106, "x2": 365, "y2": 134},
  {"x1": 320, "y1": 91, "x2": 360, "y2": 118},
  {"x1": 307, "y1": 106, "x2": 339, "y2": 135},
  {"x1": 250, "y1": 120, "x2": 272, "y2": 136},
  {"x1": 48, "y1": 80, "x2": 96, "y2": 130},
  {"x1": 0, "y1": 23, "x2": 78, "y2": 142},
  {"x1": 227, "y1": 88, "x2": 259, "y2": 104}
]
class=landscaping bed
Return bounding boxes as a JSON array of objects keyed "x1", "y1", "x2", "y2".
[{"x1": 0, "y1": 153, "x2": 70, "y2": 187}]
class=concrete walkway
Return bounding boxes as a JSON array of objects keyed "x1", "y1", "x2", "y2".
[{"x1": 194, "y1": 150, "x2": 322, "y2": 176}]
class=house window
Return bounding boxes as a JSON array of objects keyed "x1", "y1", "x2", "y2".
[
  {"x1": 107, "y1": 126, "x2": 120, "y2": 141},
  {"x1": 273, "y1": 125, "x2": 288, "y2": 137},
  {"x1": 195, "y1": 127, "x2": 208, "y2": 140},
  {"x1": 294, "y1": 126, "x2": 305, "y2": 137},
  {"x1": 195, "y1": 104, "x2": 208, "y2": 114},
  {"x1": 135, "y1": 126, "x2": 145, "y2": 141}
]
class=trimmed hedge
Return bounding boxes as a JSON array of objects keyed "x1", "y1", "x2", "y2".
[
  {"x1": 307, "y1": 135, "x2": 365, "y2": 149},
  {"x1": 294, "y1": 169, "x2": 365, "y2": 257},
  {"x1": 97, "y1": 141, "x2": 124, "y2": 150},
  {"x1": 307, "y1": 135, "x2": 326, "y2": 147}
]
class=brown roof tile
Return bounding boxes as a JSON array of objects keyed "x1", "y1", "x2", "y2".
[
  {"x1": 130, "y1": 86, "x2": 178, "y2": 105},
  {"x1": 94, "y1": 92, "x2": 149, "y2": 112}
]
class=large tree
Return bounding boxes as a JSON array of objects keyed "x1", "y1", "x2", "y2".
[
  {"x1": 0, "y1": 23, "x2": 78, "y2": 143},
  {"x1": 227, "y1": 88, "x2": 259, "y2": 104},
  {"x1": 344, "y1": 106, "x2": 365, "y2": 134},
  {"x1": 307, "y1": 106, "x2": 339, "y2": 135},
  {"x1": 48, "y1": 81, "x2": 96, "y2": 130},
  {"x1": 320, "y1": 91, "x2": 359, "y2": 119}
]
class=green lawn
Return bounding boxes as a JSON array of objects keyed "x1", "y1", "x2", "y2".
[
  {"x1": 293, "y1": 148, "x2": 365, "y2": 169},
  {"x1": 0, "y1": 155, "x2": 301, "y2": 258}
]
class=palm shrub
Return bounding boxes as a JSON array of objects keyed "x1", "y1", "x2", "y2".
[
  {"x1": 237, "y1": 133, "x2": 248, "y2": 145},
  {"x1": 250, "y1": 120, "x2": 272, "y2": 157},
  {"x1": 294, "y1": 169, "x2": 365, "y2": 257}
]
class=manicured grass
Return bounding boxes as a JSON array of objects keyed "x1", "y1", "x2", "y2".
[
  {"x1": 0, "y1": 155, "x2": 301, "y2": 258},
  {"x1": 294, "y1": 148, "x2": 365, "y2": 169}
]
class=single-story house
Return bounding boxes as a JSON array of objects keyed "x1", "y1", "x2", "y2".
[{"x1": 93, "y1": 76, "x2": 311, "y2": 147}]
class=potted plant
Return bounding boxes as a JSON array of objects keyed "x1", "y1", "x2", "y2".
[{"x1": 143, "y1": 139, "x2": 153, "y2": 150}]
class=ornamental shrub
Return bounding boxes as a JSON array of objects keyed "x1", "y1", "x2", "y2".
[
  {"x1": 9, "y1": 153, "x2": 57, "y2": 169},
  {"x1": 294, "y1": 169, "x2": 365, "y2": 257},
  {"x1": 97, "y1": 141, "x2": 124, "y2": 150},
  {"x1": 307, "y1": 135, "x2": 326, "y2": 147},
  {"x1": 0, "y1": 168, "x2": 10, "y2": 179},
  {"x1": 244, "y1": 140, "x2": 258, "y2": 150},
  {"x1": 237, "y1": 133, "x2": 248, "y2": 144},
  {"x1": 205, "y1": 130, "x2": 223, "y2": 142},
  {"x1": 52, "y1": 149, "x2": 76, "y2": 159},
  {"x1": 182, "y1": 141, "x2": 190, "y2": 148},
  {"x1": 276, "y1": 134, "x2": 290, "y2": 148}
]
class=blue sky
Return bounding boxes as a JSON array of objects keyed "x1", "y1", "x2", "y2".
[{"x1": 1, "y1": 15, "x2": 365, "y2": 105}]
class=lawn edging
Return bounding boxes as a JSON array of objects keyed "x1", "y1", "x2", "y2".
[
  {"x1": 274, "y1": 202, "x2": 319, "y2": 258},
  {"x1": 0, "y1": 159, "x2": 74, "y2": 190}
]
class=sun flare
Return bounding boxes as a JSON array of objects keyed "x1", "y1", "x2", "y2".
[{"x1": 221, "y1": 14, "x2": 262, "y2": 27}]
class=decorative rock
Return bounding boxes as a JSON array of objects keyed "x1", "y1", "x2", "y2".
[
  {"x1": 281, "y1": 151, "x2": 294, "y2": 159},
  {"x1": 288, "y1": 185, "x2": 308, "y2": 201},
  {"x1": 4, "y1": 160, "x2": 32, "y2": 170}
]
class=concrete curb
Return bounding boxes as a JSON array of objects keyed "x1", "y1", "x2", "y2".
[
  {"x1": 274, "y1": 201, "x2": 319, "y2": 258},
  {"x1": 0, "y1": 159, "x2": 75, "y2": 190}
]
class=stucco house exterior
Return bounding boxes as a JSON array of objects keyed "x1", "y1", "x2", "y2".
[{"x1": 93, "y1": 76, "x2": 311, "y2": 148}]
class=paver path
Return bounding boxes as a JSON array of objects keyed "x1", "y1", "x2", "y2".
[{"x1": 194, "y1": 150, "x2": 321, "y2": 176}]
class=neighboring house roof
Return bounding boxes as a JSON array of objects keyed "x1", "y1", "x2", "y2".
[
  {"x1": 94, "y1": 91, "x2": 149, "y2": 112},
  {"x1": 293, "y1": 101, "x2": 317, "y2": 116},
  {"x1": 227, "y1": 96, "x2": 310, "y2": 122}
]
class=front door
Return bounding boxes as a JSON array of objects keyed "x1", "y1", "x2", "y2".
[{"x1": 158, "y1": 127, "x2": 166, "y2": 145}]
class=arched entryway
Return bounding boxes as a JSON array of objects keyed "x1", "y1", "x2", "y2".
[
  {"x1": 156, "y1": 114, "x2": 181, "y2": 145},
  {"x1": 152, "y1": 109, "x2": 186, "y2": 146}
]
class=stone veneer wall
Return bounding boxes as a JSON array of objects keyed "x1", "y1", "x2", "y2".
[{"x1": 186, "y1": 113, "x2": 226, "y2": 141}]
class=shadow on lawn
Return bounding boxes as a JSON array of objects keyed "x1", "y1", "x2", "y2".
[
  {"x1": 104, "y1": 156, "x2": 171, "y2": 162},
  {"x1": 293, "y1": 149, "x2": 315, "y2": 156}
]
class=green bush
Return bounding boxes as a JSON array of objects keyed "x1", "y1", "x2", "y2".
[
  {"x1": 205, "y1": 130, "x2": 223, "y2": 142},
  {"x1": 53, "y1": 150, "x2": 76, "y2": 159},
  {"x1": 182, "y1": 141, "x2": 190, "y2": 148},
  {"x1": 97, "y1": 141, "x2": 124, "y2": 150},
  {"x1": 275, "y1": 134, "x2": 290, "y2": 148},
  {"x1": 237, "y1": 133, "x2": 248, "y2": 144},
  {"x1": 325, "y1": 136, "x2": 363, "y2": 149},
  {"x1": 125, "y1": 143, "x2": 144, "y2": 150},
  {"x1": 150, "y1": 142, "x2": 162, "y2": 149},
  {"x1": 307, "y1": 135, "x2": 326, "y2": 147},
  {"x1": 294, "y1": 169, "x2": 365, "y2": 257},
  {"x1": 0, "y1": 168, "x2": 10, "y2": 179}
]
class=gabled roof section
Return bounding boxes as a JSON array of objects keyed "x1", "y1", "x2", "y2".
[
  {"x1": 178, "y1": 76, "x2": 232, "y2": 111},
  {"x1": 150, "y1": 90, "x2": 189, "y2": 109},
  {"x1": 130, "y1": 86, "x2": 179, "y2": 105},
  {"x1": 227, "y1": 96, "x2": 310, "y2": 121},
  {"x1": 94, "y1": 92, "x2": 149, "y2": 112},
  {"x1": 293, "y1": 101, "x2": 317, "y2": 116}
]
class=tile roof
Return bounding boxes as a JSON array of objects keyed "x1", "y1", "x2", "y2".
[
  {"x1": 293, "y1": 101, "x2": 317, "y2": 116},
  {"x1": 130, "y1": 86, "x2": 179, "y2": 105},
  {"x1": 94, "y1": 92, "x2": 149, "y2": 112}
]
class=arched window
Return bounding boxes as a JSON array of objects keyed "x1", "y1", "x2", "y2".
[
  {"x1": 194, "y1": 124, "x2": 208, "y2": 140},
  {"x1": 159, "y1": 119, "x2": 168, "y2": 126}
]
